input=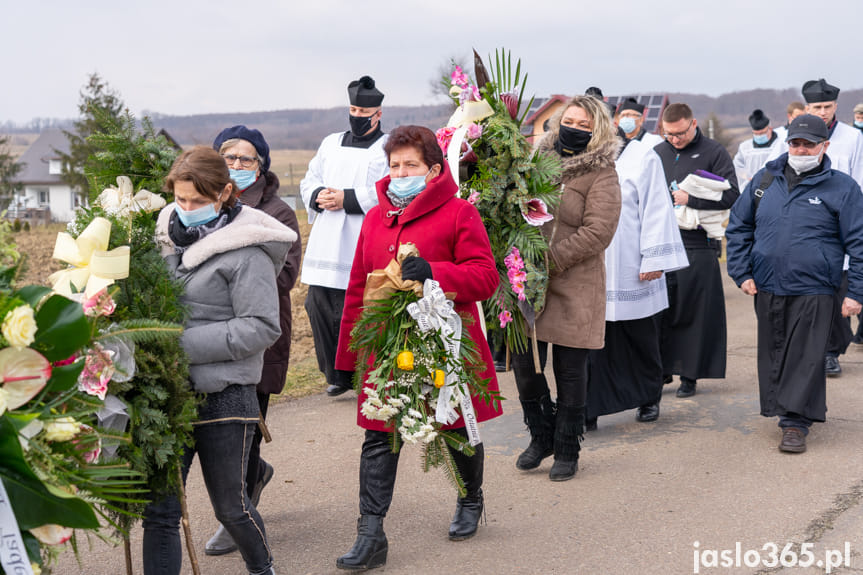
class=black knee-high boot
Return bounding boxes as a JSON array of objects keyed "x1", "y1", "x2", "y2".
[
  {"x1": 516, "y1": 394, "x2": 556, "y2": 470},
  {"x1": 447, "y1": 442, "x2": 484, "y2": 541},
  {"x1": 549, "y1": 404, "x2": 584, "y2": 482},
  {"x1": 337, "y1": 431, "x2": 398, "y2": 570}
]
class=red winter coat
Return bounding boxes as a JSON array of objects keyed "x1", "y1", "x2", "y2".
[{"x1": 335, "y1": 163, "x2": 503, "y2": 432}]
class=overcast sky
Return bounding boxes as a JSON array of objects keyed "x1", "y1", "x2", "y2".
[{"x1": 2, "y1": 0, "x2": 859, "y2": 125}]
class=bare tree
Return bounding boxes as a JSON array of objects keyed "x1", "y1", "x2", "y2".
[{"x1": 428, "y1": 53, "x2": 471, "y2": 103}]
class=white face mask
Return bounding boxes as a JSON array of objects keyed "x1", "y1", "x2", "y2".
[{"x1": 787, "y1": 144, "x2": 824, "y2": 175}]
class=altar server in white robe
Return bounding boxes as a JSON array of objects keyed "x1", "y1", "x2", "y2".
[
  {"x1": 733, "y1": 109, "x2": 783, "y2": 187},
  {"x1": 300, "y1": 75, "x2": 389, "y2": 397},
  {"x1": 586, "y1": 137, "x2": 688, "y2": 428}
]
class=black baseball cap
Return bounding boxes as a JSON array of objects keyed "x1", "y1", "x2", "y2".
[{"x1": 786, "y1": 114, "x2": 828, "y2": 143}]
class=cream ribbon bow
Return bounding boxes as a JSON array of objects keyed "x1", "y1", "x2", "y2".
[
  {"x1": 96, "y1": 176, "x2": 166, "y2": 216},
  {"x1": 407, "y1": 279, "x2": 481, "y2": 446},
  {"x1": 48, "y1": 217, "x2": 130, "y2": 298}
]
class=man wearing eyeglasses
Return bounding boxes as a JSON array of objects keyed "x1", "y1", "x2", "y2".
[
  {"x1": 300, "y1": 75, "x2": 389, "y2": 397},
  {"x1": 726, "y1": 114, "x2": 863, "y2": 453},
  {"x1": 652, "y1": 103, "x2": 739, "y2": 403},
  {"x1": 767, "y1": 79, "x2": 863, "y2": 377}
]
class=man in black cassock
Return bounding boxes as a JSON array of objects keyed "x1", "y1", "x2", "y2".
[
  {"x1": 654, "y1": 103, "x2": 739, "y2": 399},
  {"x1": 726, "y1": 115, "x2": 863, "y2": 453}
]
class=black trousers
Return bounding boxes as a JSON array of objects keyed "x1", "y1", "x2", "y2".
[
  {"x1": 511, "y1": 340, "x2": 588, "y2": 408},
  {"x1": 305, "y1": 285, "x2": 353, "y2": 387},
  {"x1": 825, "y1": 272, "x2": 853, "y2": 356}
]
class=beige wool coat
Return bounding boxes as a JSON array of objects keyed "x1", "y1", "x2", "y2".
[{"x1": 533, "y1": 133, "x2": 622, "y2": 349}]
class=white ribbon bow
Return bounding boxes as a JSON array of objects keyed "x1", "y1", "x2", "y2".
[{"x1": 407, "y1": 279, "x2": 481, "y2": 446}]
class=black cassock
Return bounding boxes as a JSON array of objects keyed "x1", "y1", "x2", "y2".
[
  {"x1": 755, "y1": 291, "x2": 832, "y2": 422},
  {"x1": 587, "y1": 313, "x2": 663, "y2": 419}
]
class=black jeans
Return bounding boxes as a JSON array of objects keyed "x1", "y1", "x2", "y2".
[
  {"x1": 358, "y1": 428, "x2": 482, "y2": 516},
  {"x1": 142, "y1": 422, "x2": 273, "y2": 575},
  {"x1": 511, "y1": 340, "x2": 588, "y2": 408}
]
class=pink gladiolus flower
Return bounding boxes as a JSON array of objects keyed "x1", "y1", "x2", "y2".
[
  {"x1": 467, "y1": 191, "x2": 480, "y2": 205},
  {"x1": 521, "y1": 198, "x2": 554, "y2": 226},
  {"x1": 74, "y1": 425, "x2": 102, "y2": 464},
  {"x1": 498, "y1": 310, "x2": 513, "y2": 328},
  {"x1": 0, "y1": 347, "x2": 52, "y2": 410},
  {"x1": 435, "y1": 126, "x2": 456, "y2": 155},
  {"x1": 466, "y1": 122, "x2": 483, "y2": 140},
  {"x1": 78, "y1": 345, "x2": 115, "y2": 400},
  {"x1": 504, "y1": 247, "x2": 524, "y2": 271},
  {"x1": 501, "y1": 91, "x2": 519, "y2": 120},
  {"x1": 451, "y1": 65, "x2": 469, "y2": 89},
  {"x1": 82, "y1": 289, "x2": 116, "y2": 317}
]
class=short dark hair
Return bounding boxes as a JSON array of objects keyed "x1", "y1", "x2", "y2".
[
  {"x1": 662, "y1": 103, "x2": 693, "y2": 124},
  {"x1": 164, "y1": 146, "x2": 238, "y2": 207},
  {"x1": 383, "y1": 125, "x2": 444, "y2": 168}
]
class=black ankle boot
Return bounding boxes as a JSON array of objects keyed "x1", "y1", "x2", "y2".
[
  {"x1": 549, "y1": 404, "x2": 583, "y2": 482},
  {"x1": 448, "y1": 441, "x2": 484, "y2": 540},
  {"x1": 516, "y1": 394, "x2": 556, "y2": 470},
  {"x1": 336, "y1": 515, "x2": 388, "y2": 570}
]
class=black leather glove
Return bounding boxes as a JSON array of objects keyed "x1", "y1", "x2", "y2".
[{"x1": 401, "y1": 256, "x2": 433, "y2": 283}]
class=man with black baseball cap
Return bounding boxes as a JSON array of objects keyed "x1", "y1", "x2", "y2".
[
  {"x1": 300, "y1": 76, "x2": 389, "y2": 397},
  {"x1": 726, "y1": 114, "x2": 863, "y2": 453},
  {"x1": 733, "y1": 109, "x2": 783, "y2": 186},
  {"x1": 767, "y1": 79, "x2": 863, "y2": 376}
]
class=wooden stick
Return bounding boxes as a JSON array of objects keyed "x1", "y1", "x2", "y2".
[
  {"x1": 531, "y1": 330, "x2": 542, "y2": 374},
  {"x1": 258, "y1": 413, "x2": 272, "y2": 443},
  {"x1": 177, "y1": 468, "x2": 201, "y2": 575},
  {"x1": 124, "y1": 535, "x2": 133, "y2": 575}
]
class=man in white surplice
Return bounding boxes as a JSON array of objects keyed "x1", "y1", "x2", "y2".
[
  {"x1": 300, "y1": 75, "x2": 389, "y2": 397},
  {"x1": 586, "y1": 137, "x2": 689, "y2": 428}
]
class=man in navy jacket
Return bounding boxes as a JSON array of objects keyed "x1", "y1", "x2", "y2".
[{"x1": 726, "y1": 115, "x2": 863, "y2": 454}]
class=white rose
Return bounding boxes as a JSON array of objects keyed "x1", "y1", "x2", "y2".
[
  {"x1": 2, "y1": 304, "x2": 37, "y2": 348},
  {"x1": 42, "y1": 417, "x2": 81, "y2": 442}
]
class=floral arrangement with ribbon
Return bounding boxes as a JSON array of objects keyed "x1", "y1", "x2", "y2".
[
  {"x1": 0, "y1": 218, "x2": 180, "y2": 574},
  {"x1": 435, "y1": 49, "x2": 562, "y2": 356},
  {"x1": 349, "y1": 244, "x2": 500, "y2": 496}
]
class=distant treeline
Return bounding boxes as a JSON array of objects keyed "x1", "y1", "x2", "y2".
[{"x1": 4, "y1": 88, "x2": 863, "y2": 149}]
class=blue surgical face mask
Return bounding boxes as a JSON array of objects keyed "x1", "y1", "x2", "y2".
[
  {"x1": 175, "y1": 203, "x2": 219, "y2": 227},
  {"x1": 753, "y1": 133, "x2": 769, "y2": 145},
  {"x1": 618, "y1": 117, "x2": 637, "y2": 134},
  {"x1": 388, "y1": 171, "x2": 430, "y2": 199},
  {"x1": 855, "y1": 120, "x2": 863, "y2": 128},
  {"x1": 230, "y1": 168, "x2": 258, "y2": 191}
]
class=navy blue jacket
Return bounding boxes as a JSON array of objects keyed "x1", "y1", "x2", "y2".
[{"x1": 726, "y1": 154, "x2": 863, "y2": 302}]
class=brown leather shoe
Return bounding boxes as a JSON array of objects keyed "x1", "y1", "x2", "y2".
[{"x1": 779, "y1": 428, "x2": 807, "y2": 453}]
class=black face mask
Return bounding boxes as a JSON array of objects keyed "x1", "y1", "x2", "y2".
[
  {"x1": 555, "y1": 125, "x2": 593, "y2": 156},
  {"x1": 349, "y1": 113, "x2": 376, "y2": 137}
]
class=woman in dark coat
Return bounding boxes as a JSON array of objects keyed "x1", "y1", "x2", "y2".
[
  {"x1": 512, "y1": 95, "x2": 621, "y2": 481},
  {"x1": 334, "y1": 125, "x2": 502, "y2": 570},
  {"x1": 203, "y1": 126, "x2": 302, "y2": 555}
]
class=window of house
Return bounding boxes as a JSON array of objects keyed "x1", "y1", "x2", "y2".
[
  {"x1": 48, "y1": 160, "x2": 63, "y2": 175},
  {"x1": 35, "y1": 188, "x2": 49, "y2": 206}
]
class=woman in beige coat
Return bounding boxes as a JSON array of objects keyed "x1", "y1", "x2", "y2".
[{"x1": 513, "y1": 95, "x2": 621, "y2": 481}]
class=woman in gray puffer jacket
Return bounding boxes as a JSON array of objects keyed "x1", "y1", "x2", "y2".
[{"x1": 143, "y1": 146, "x2": 297, "y2": 575}]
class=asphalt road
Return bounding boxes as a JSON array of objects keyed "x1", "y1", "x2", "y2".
[{"x1": 52, "y1": 266, "x2": 863, "y2": 575}]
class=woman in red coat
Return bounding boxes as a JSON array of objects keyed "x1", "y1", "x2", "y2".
[{"x1": 334, "y1": 125, "x2": 502, "y2": 570}]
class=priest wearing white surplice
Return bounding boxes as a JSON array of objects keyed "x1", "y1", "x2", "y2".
[{"x1": 586, "y1": 136, "x2": 689, "y2": 429}]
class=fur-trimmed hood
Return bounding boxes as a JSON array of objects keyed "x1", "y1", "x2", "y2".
[
  {"x1": 156, "y1": 203, "x2": 298, "y2": 272},
  {"x1": 535, "y1": 130, "x2": 621, "y2": 181}
]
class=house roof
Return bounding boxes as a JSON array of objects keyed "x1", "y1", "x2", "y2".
[
  {"x1": 15, "y1": 129, "x2": 71, "y2": 185},
  {"x1": 523, "y1": 94, "x2": 570, "y2": 127}
]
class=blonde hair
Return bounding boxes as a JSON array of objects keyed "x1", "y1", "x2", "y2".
[{"x1": 547, "y1": 95, "x2": 616, "y2": 155}]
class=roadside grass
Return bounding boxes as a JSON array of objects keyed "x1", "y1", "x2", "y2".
[{"x1": 275, "y1": 356, "x2": 328, "y2": 402}]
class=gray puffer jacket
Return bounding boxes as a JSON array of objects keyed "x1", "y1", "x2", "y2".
[{"x1": 156, "y1": 205, "x2": 298, "y2": 393}]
